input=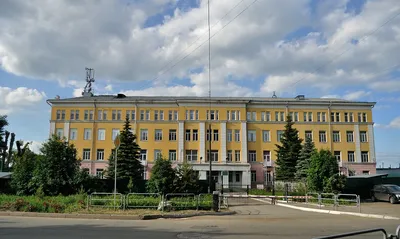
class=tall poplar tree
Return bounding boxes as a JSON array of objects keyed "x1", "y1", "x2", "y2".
[{"x1": 275, "y1": 116, "x2": 303, "y2": 181}]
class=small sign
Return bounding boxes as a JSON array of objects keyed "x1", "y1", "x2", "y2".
[
  {"x1": 257, "y1": 184, "x2": 264, "y2": 189},
  {"x1": 114, "y1": 135, "x2": 121, "y2": 148}
]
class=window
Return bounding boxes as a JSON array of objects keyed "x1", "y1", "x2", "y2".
[
  {"x1": 361, "y1": 151, "x2": 369, "y2": 162},
  {"x1": 140, "y1": 129, "x2": 148, "y2": 141},
  {"x1": 251, "y1": 171, "x2": 256, "y2": 182},
  {"x1": 235, "y1": 150, "x2": 240, "y2": 162},
  {"x1": 96, "y1": 169, "x2": 104, "y2": 179},
  {"x1": 98, "y1": 110, "x2": 104, "y2": 120},
  {"x1": 146, "y1": 110, "x2": 150, "y2": 120},
  {"x1": 140, "y1": 150, "x2": 147, "y2": 161},
  {"x1": 360, "y1": 131, "x2": 368, "y2": 142},
  {"x1": 112, "y1": 110, "x2": 117, "y2": 120},
  {"x1": 235, "y1": 173, "x2": 240, "y2": 182},
  {"x1": 83, "y1": 149, "x2": 91, "y2": 160},
  {"x1": 70, "y1": 110, "x2": 75, "y2": 120},
  {"x1": 261, "y1": 111, "x2": 271, "y2": 121},
  {"x1": 160, "y1": 110, "x2": 164, "y2": 120},
  {"x1": 185, "y1": 129, "x2": 191, "y2": 141},
  {"x1": 305, "y1": 130, "x2": 312, "y2": 140},
  {"x1": 154, "y1": 149, "x2": 162, "y2": 160},
  {"x1": 331, "y1": 112, "x2": 340, "y2": 122},
  {"x1": 84, "y1": 110, "x2": 89, "y2": 120},
  {"x1": 227, "y1": 129, "x2": 232, "y2": 142},
  {"x1": 289, "y1": 112, "x2": 299, "y2": 121},
  {"x1": 90, "y1": 110, "x2": 94, "y2": 120},
  {"x1": 140, "y1": 110, "x2": 145, "y2": 120},
  {"x1": 155, "y1": 129, "x2": 163, "y2": 141},
  {"x1": 97, "y1": 149, "x2": 104, "y2": 161},
  {"x1": 280, "y1": 112, "x2": 285, "y2": 121},
  {"x1": 262, "y1": 130, "x2": 270, "y2": 142},
  {"x1": 235, "y1": 130, "x2": 240, "y2": 142},
  {"x1": 56, "y1": 128, "x2": 63, "y2": 138},
  {"x1": 332, "y1": 131, "x2": 340, "y2": 142},
  {"x1": 318, "y1": 112, "x2": 327, "y2": 122},
  {"x1": 248, "y1": 130, "x2": 256, "y2": 142},
  {"x1": 348, "y1": 151, "x2": 355, "y2": 162},
  {"x1": 206, "y1": 150, "x2": 219, "y2": 162},
  {"x1": 277, "y1": 130, "x2": 284, "y2": 142},
  {"x1": 303, "y1": 112, "x2": 313, "y2": 122},
  {"x1": 192, "y1": 129, "x2": 198, "y2": 141},
  {"x1": 322, "y1": 112, "x2": 326, "y2": 122},
  {"x1": 228, "y1": 110, "x2": 240, "y2": 120},
  {"x1": 60, "y1": 110, "x2": 65, "y2": 120},
  {"x1": 84, "y1": 128, "x2": 92, "y2": 140},
  {"x1": 112, "y1": 129, "x2": 119, "y2": 140},
  {"x1": 169, "y1": 129, "x2": 177, "y2": 141},
  {"x1": 248, "y1": 150, "x2": 257, "y2": 162},
  {"x1": 186, "y1": 150, "x2": 198, "y2": 162},
  {"x1": 97, "y1": 129, "x2": 106, "y2": 141},
  {"x1": 334, "y1": 151, "x2": 341, "y2": 162},
  {"x1": 362, "y1": 170, "x2": 370, "y2": 175},
  {"x1": 69, "y1": 128, "x2": 77, "y2": 140},
  {"x1": 344, "y1": 112, "x2": 349, "y2": 122},
  {"x1": 131, "y1": 110, "x2": 135, "y2": 120},
  {"x1": 362, "y1": 113, "x2": 367, "y2": 122},
  {"x1": 169, "y1": 150, "x2": 177, "y2": 161},
  {"x1": 346, "y1": 131, "x2": 354, "y2": 142},
  {"x1": 208, "y1": 110, "x2": 219, "y2": 120},
  {"x1": 263, "y1": 151, "x2": 271, "y2": 162},
  {"x1": 349, "y1": 113, "x2": 354, "y2": 122},
  {"x1": 319, "y1": 131, "x2": 327, "y2": 143},
  {"x1": 206, "y1": 129, "x2": 211, "y2": 141},
  {"x1": 227, "y1": 150, "x2": 232, "y2": 162},
  {"x1": 154, "y1": 110, "x2": 159, "y2": 121},
  {"x1": 56, "y1": 110, "x2": 61, "y2": 120},
  {"x1": 168, "y1": 110, "x2": 177, "y2": 120},
  {"x1": 213, "y1": 129, "x2": 219, "y2": 141},
  {"x1": 174, "y1": 110, "x2": 178, "y2": 120}
]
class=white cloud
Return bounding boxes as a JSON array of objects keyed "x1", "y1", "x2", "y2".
[
  {"x1": 342, "y1": 90, "x2": 371, "y2": 100},
  {"x1": 0, "y1": 0, "x2": 399, "y2": 97},
  {"x1": 388, "y1": 117, "x2": 400, "y2": 129},
  {"x1": 0, "y1": 87, "x2": 46, "y2": 114},
  {"x1": 27, "y1": 140, "x2": 42, "y2": 154}
]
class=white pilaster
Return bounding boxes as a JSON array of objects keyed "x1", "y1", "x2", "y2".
[
  {"x1": 49, "y1": 122, "x2": 55, "y2": 137},
  {"x1": 368, "y1": 125, "x2": 376, "y2": 162},
  {"x1": 221, "y1": 122, "x2": 227, "y2": 163},
  {"x1": 178, "y1": 121, "x2": 184, "y2": 162},
  {"x1": 199, "y1": 122, "x2": 205, "y2": 163},
  {"x1": 354, "y1": 124, "x2": 361, "y2": 163},
  {"x1": 241, "y1": 122, "x2": 248, "y2": 163},
  {"x1": 64, "y1": 122, "x2": 70, "y2": 141}
]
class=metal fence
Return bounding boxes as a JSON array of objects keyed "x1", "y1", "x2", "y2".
[
  {"x1": 313, "y1": 225, "x2": 400, "y2": 239},
  {"x1": 305, "y1": 192, "x2": 361, "y2": 212},
  {"x1": 89, "y1": 192, "x2": 124, "y2": 209},
  {"x1": 165, "y1": 193, "x2": 197, "y2": 210},
  {"x1": 125, "y1": 193, "x2": 161, "y2": 209}
]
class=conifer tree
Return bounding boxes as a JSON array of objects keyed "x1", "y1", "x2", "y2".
[
  {"x1": 295, "y1": 136, "x2": 316, "y2": 181},
  {"x1": 275, "y1": 116, "x2": 303, "y2": 181}
]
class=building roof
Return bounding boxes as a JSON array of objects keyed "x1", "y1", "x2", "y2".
[
  {"x1": 47, "y1": 94, "x2": 376, "y2": 107},
  {"x1": 0, "y1": 172, "x2": 12, "y2": 179},
  {"x1": 348, "y1": 173, "x2": 388, "y2": 179}
]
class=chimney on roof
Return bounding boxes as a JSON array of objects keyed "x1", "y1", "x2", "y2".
[
  {"x1": 55, "y1": 95, "x2": 60, "y2": 100},
  {"x1": 272, "y1": 91, "x2": 277, "y2": 98},
  {"x1": 295, "y1": 95, "x2": 305, "y2": 100}
]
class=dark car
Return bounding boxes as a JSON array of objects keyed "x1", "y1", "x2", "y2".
[{"x1": 371, "y1": 184, "x2": 400, "y2": 204}]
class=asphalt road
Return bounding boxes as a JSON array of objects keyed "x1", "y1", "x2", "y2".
[{"x1": 0, "y1": 204, "x2": 399, "y2": 239}]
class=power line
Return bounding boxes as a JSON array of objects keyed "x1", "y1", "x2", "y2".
[
  {"x1": 290, "y1": 9, "x2": 400, "y2": 89},
  {"x1": 153, "y1": 0, "x2": 247, "y2": 80},
  {"x1": 149, "y1": 0, "x2": 260, "y2": 84}
]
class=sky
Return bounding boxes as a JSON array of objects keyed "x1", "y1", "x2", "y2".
[{"x1": 0, "y1": 0, "x2": 399, "y2": 168}]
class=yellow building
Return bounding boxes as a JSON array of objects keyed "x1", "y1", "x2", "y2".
[{"x1": 47, "y1": 93, "x2": 377, "y2": 188}]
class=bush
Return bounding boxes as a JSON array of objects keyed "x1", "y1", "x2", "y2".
[{"x1": 0, "y1": 194, "x2": 87, "y2": 213}]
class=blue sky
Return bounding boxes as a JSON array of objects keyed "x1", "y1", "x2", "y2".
[{"x1": 0, "y1": 0, "x2": 399, "y2": 167}]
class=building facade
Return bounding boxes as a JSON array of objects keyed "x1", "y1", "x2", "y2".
[{"x1": 47, "y1": 94, "x2": 377, "y2": 188}]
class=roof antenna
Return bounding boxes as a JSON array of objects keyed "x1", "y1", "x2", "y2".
[
  {"x1": 82, "y1": 68, "x2": 95, "y2": 97},
  {"x1": 272, "y1": 91, "x2": 277, "y2": 98}
]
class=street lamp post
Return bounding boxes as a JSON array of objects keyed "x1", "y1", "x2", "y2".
[{"x1": 113, "y1": 136, "x2": 121, "y2": 210}]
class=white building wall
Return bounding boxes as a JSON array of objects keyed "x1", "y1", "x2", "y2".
[
  {"x1": 64, "y1": 122, "x2": 70, "y2": 141},
  {"x1": 221, "y1": 122, "x2": 227, "y2": 163},
  {"x1": 241, "y1": 122, "x2": 248, "y2": 163},
  {"x1": 354, "y1": 124, "x2": 361, "y2": 163},
  {"x1": 178, "y1": 121, "x2": 184, "y2": 162}
]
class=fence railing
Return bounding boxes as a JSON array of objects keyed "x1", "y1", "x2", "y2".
[
  {"x1": 305, "y1": 192, "x2": 361, "y2": 212},
  {"x1": 87, "y1": 192, "x2": 214, "y2": 211},
  {"x1": 313, "y1": 225, "x2": 400, "y2": 239}
]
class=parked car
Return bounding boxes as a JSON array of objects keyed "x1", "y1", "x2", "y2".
[{"x1": 371, "y1": 184, "x2": 400, "y2": 204}]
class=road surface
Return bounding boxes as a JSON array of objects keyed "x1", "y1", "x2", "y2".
[{"x1": 0, "y1": 204, "x2": 399, "y2": 239}]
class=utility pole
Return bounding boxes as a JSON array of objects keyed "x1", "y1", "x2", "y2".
[{"x1": 207, "y1": 0, "x2": 212, "y2": 194}]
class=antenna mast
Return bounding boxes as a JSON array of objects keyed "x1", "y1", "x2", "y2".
[{"x1": 82, "y1": 68, "x2": 95, "y2": 97}]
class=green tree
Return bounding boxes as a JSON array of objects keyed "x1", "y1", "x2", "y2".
[
  {"x1": 323, "y1": 174, "x2": 347, "y2": 194},
  {"x1": 147, "y1": 156, "x2": 176, "y2": 195},
  {"x1": 295, "y1": 136, "x2": 316, "y2": 181},
  {"x1": 0, "y1": 115, "x2": 8, "y2": 142},
  {"x1": 174, "y1": 162, "x2": 199, "y2": 193},
  {"x1": 107, "y1": 117, "x2": 143, "y2": 192},
  {"x1": 275, "y1": 116, "x2": 303, "y2": 181},
  {"x1": 11, "y1": 148, "x2": 38, "y2": 195},
  {"x1": 31, "y1": 135, "x2": 81, "y2": 195},
  {"x1": 307, "y1": 149, "x2": 340, "y2": 192}
]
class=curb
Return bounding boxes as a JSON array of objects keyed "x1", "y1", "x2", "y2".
[
  {"x1": 0, "y1": 211, "x2": 236, "y2": 220},
  {"x1": 276, "y1": 203, "x2": 400, "y2": 220}
]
